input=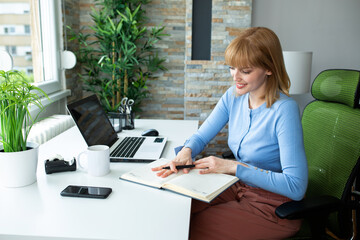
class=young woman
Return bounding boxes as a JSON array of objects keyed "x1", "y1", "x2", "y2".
[{"x1": 152, "y1": 27, "x2": 308, "y2": 240}]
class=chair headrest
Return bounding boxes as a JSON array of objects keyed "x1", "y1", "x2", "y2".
[{"x1": 312, "y1": 69, "x2": 360, "y2": 108}]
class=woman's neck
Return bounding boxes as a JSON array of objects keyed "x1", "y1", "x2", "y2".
[{"x1": 248, "y1": 94, "x2": 265, "y2": 109}]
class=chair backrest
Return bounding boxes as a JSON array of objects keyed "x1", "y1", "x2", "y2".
[{"x1": 302, "y1": 69, "x2": 360, "y2": 236}]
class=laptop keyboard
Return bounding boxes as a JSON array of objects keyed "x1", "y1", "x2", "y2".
[{"x1": 111, "y1": 137, "x2": 145, "y2": 158}]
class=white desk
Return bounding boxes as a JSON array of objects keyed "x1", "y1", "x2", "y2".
[{"x1": 0, "y1": 119, "x2": 198, "y2": 240}]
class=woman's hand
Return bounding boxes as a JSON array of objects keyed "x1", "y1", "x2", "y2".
[
  {"x1": 151, "y1": 147, "x2": 193, "y2": 178},
  {"x1": 194, "y1": 156, "x2": 247, "y2": 175}
]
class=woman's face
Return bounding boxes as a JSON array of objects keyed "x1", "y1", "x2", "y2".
[{"x1": 229, "y1": 66, "x2": 272, "y2": 97}]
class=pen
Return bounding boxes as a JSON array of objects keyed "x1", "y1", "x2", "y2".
[{"x1": 162, "y1": 164, "x2": 195, "y2": 170}]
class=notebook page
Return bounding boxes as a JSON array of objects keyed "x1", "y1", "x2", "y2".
[
  {"x1": 120, "y1": 158, "x2": 184, "y2": 188},
  {"x1": 163, "y1": 169, "x2": 238, "y2": 202}
]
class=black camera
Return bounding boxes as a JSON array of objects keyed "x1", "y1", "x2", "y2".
[{"x1": 45, "y1": 156, "x2": 76, "y2": 174}]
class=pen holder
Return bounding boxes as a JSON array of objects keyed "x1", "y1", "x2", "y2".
[
  {"x1": 108, "y1": 112, "x2": 123, "y2": 133},
  {"x1": 122, "y1": 111, "x2": 135, "y2": 130}
]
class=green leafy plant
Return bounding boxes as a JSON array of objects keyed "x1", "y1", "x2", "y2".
[
  {"x1": 0, "y1": 70, "x2": 48, "y2": 152},
  {"x1": 68, "y1": 0, "x2": 168, "y2": 113}
]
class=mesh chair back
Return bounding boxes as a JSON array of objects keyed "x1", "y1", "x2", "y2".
[
  {"x1": 302, "y1": 69, "x2": 360, "y2": 236},
  {"x1": 303, "y1": 102, "x2": 360, "y2": 199}
]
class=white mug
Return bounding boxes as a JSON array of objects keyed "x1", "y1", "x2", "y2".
[{"x1": 77, "y1": 145, "x2": 110, "y2": 177}]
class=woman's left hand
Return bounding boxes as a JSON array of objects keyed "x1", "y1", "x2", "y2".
[{"x1": 194, "y1": 156, "x2": 244, "y2": 175}]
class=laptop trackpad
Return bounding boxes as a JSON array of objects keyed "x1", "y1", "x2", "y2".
[{"x1": 134, "y1": 138, "x2": 165, "y2": 159}]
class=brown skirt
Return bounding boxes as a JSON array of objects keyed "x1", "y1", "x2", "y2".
[{"x1": 190, "y1": 182, "x2": 302, "y2": 240}]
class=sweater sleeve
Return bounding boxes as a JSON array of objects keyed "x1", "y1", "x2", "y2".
[{"x1": 236, "y1": 100, "x2": 308, "y2": 201}]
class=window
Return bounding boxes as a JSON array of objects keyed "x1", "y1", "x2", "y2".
[
  {"x1": 10, "y1": 46, "x2": 16, "y2": 55},
  {"x1": 24, "y1": 25, "x2": 30, "y2": 34},
  {"x1": 5, "y1": 46, "x2": 17, "y2": 55},
  {"x1": 0, "y1": 0, "x2": 62, "y2": 95},
  {"x1": 9, "y1": 27, "x2": 15, "y2": 34},
  {"x1": 3, "y1": 27, "x2": 15, "y2": 34}
]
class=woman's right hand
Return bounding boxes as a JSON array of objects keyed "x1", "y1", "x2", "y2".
[{"x1": 151, "y1": 147, "x2": 193, "y2": 178}]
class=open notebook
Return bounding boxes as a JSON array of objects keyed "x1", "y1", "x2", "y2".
[{"x1": 120, "y1": 158, "x2": 239, "y2": 202}]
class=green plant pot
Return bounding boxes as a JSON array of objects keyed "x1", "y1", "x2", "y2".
[{"x1": 0, "y1": 142, "x2": 39, "y2": 188}]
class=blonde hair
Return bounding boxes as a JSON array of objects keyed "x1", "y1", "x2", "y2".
[{"x1": 224, "y1": 27, "x2": 290, "y2": 107}]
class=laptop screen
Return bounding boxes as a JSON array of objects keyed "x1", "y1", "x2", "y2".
[{"x1": 67, "y1": 95, "x2": 118, "y2": 147}]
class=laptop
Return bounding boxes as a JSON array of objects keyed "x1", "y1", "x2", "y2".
[{"x1": 67, "y1": 95, "x2": 167, "y2": 162}]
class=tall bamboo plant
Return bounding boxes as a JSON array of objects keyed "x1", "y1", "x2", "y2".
[
  {"x1": 68, "y1": 0, "x2": 168, "y2": 113},
  {"x1": 0, "y1": 70, "x2": 48, "y2": 152}
]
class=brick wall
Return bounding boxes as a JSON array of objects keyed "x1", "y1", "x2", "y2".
[
  {"x1": 63, "y1": 0, "x2": 252, "y2": 157},
  {"x1": 140, "y1": 0, "x2": 187, "y2": 120},
  {"x1": 185, "y1": 0, "x2": 251, "y2": 157}
]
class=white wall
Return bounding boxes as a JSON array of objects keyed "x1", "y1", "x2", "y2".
[{"x1": 252, "y1": 0, "x2": 360, "y2": 111}]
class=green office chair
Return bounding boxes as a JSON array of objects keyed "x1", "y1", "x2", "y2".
[{"x1": 275, "y1": 69, "x2": 360, "y2": 239}]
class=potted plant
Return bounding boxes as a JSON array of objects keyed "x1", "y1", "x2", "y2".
[
  {"x1": 0, "y1": 70, "x2": 48, "y2": 187},
  {"x1": 68, "y1": 0, "x2": 168, "y2": 114}
]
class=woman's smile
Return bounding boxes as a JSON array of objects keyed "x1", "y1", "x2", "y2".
[{"x1": 236, "y1": 82, "x2": 247, "y2": 89}]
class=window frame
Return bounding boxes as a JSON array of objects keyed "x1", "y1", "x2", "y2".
[
  {"x1": 32, "y1": 0, "x2": 62, "y2": 95},
  {"x1": 0, "y1": 0, "x2": 70, "y2": 122}
]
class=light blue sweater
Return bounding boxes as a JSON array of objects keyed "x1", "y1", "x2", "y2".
[{"x1": 184, "y1": 86, "x2": 308, "y2": 201}]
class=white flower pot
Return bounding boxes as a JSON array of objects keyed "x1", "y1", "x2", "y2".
[{"x1": 0, "y1": 142, "x2": 39, "y2": 188}]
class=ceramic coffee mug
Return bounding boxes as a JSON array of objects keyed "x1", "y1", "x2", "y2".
[{"x1": 77, "y1": 145, "x2": 110, "y2": 177}]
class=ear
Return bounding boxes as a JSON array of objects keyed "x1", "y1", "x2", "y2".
[{"x1": 266, "y1": 70, "x2": 272, "y2": 76}]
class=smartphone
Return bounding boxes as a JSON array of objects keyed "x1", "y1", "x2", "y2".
[{"x1": 61, "y1": 185, "x2": 112, "y2": 199}]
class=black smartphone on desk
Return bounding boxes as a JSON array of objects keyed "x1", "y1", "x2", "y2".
[{"x1": 61, "y1": 185, "x2": 112, "y2": 199}]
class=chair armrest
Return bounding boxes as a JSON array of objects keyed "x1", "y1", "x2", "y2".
[{"x1": 275, "y1": 195, "x2": 342, "y2": 220}]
